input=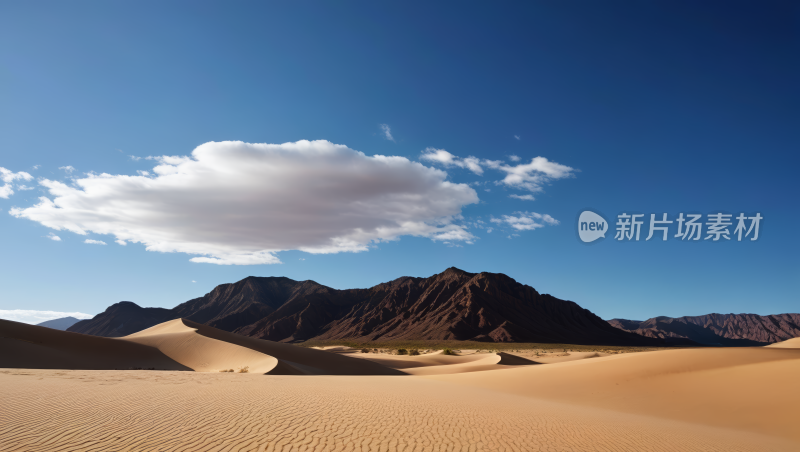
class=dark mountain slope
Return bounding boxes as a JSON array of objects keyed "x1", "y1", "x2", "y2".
[
  {"x1": 608, "y1": 313, "x2": 800, "y2": 346},
  {"x1": 70, "y1": 268, "x2": 659, "y2": 345},
  {"x1": 68, "y1": 302, "x2": 172, "y2": 337}
]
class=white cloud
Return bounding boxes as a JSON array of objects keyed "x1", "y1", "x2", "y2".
[
  {"x1": 486, "y1": 227, "x2": 493, "y2": 233},
  {"x1": 421, "y1": 151, "x2": 574, "y2": 195},
  {"x1": 0, "y1": 167, "x2": 34, "y2": 199},
  {"x1": 192, "y1": 280, "x2": 197, "y2": 283},
  {"x1": 129, "y1": 156, "x2": 142, "y2": 161},
  {"x1": 59, "y1": 166, "x2": 75, "y2": 173},
  {"x1": 137, "y1": 170, "x2": 150, "y2": 176},
  {"x1": 84, "y1": 239, "x2": 107, "y2": 245},
  {"x1": 484, "y1": 156, "x2": 574, "y2": 193},
  {"x1": 11, "y1": 140, "x2": 479, "y2": 265},
  {"x1": 32, "y1": 165, "x2": 40, "y2": 170},
  {"x1": 514, "y1": 135, "x2": 520, "y2": 141},
  {"x1": 491, "y1": 211, "x2": 559, "y2": 231},
  {"x1": 420, "y1": 148, "x2": 483, "y2": 175},
  {"x1": 509, "y1": 194, "x2": 535, "y2": 201},
  {"x1": 509, "y1": 154, "x2": 521, "y2": 162},
  {"x1": 116, "y1": 239, "x2": 127, "y2": 246},
  {"x1": 47, "y1": 232, "x2": 61, "y2": 241},
  {"x1": 379, "y1": 124, "x2": 395, "y2": 142},
  {"x1": 0, "y1": 309, "x2": 94, "y2": 324},
  {"x1": 17, "y1": 185, "x2": 34, "y2": 191}
]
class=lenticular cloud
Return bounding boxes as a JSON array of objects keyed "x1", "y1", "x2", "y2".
[{"x1": 10, "y1": 140, "x2": 479, "y2": 265}]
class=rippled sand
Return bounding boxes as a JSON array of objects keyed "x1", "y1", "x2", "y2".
[
  {"x1": 2, "y1": 319, "x2": 799, "y2": 451},
  {"x1": 1, "y1": 369, "x2": 796, "y2": 452}
]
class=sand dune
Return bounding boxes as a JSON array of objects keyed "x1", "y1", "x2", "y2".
[
  {"x1": 1, "y1": 318, "x2": 403, "y2": 375},
  {"x1": 123, "y1": 319, "x2": 279, "y2": 373},
  {"x1": 427, "y1": 346, "x2": 800, "y2": 442},
  {"x1": 766, "y1": 336, "x2": 800, "y2": 348},
  {"x1": 3, "y1": 318, "x2": 799, "y2": 450},
  {"x1": 170, "y1": 319, "x2": 403, "y2": 375},
  {"x1": 353, "y1": 350, "x2": 540, "y2": 375},
  {"x1": 0, "y1": 319, "x2": 191, "y2": 371}
]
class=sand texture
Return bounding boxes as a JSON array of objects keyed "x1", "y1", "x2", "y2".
[{"x1": 1, "y1": 318, "x2": 799, "y2": 451}]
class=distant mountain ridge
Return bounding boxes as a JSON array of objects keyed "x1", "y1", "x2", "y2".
[
  {"x1": 36, "y1": 317, "x2": 82, "y2": 331},
  {"x1": 68, "y1": 268, "x2": 657, "y2": 345},
  {"x1": 69, "y1": 303, "x2": 172, "y2": 337},
  {"x1": 608, "y1": 313, "x2": 800, "y2": 346}
]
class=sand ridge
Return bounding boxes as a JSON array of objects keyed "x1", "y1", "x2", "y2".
[
  {"x1": 426, "y1": 346, "x2": 800, "y2": 441},
  {"x1": 0, "y1": 318, "x2": 403, "y2": 376},
  {"x1": 352, "y1": 350, "x2": 541, "y2": 375},
  {"x1": 766, "y1": 336, "x2": 800, "y2": 348},
  {"x1": 122, "y1": 319, "x2": 279, "y2": 373}
]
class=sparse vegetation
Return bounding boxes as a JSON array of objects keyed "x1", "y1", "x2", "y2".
[
  {"x1": 361, "y1": 348, "x2": 370, "y2": 353},
  {"x1": 297, "y1": 339, "x2": 676, "y2": 358},
  {"x1": 238, "y1": 366, "x2": 249, "y2": 373},
  {"x1": 219, "y1": 369, "x2": 234, "y2": 372},
  {"x1": 442, "y1": 348, "x2": 456, "y2": 355},
  {"x1": 396, "y1": 349, "x2": 408, "y2": 355},
  {"x1": 409, "y1": 349, "x2": 420, "y2": 356}
]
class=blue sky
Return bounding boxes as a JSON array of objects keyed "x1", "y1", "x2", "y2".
[{"x1": 0, "y1": 1, "x2": 797, "y2": 323}]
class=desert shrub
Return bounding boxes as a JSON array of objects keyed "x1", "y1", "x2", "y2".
[
  {"x1": 442, "y1": 348, "x2": 456, "y2": 355},
  {"x1": 219, "y1": 369, "x2": 234, "y2": 372},
  {"x1": 361, "y1": 348, "x2": 370, "y2": 353},
  {"x1": 238, "y1": 366, "x2": 249, "y2": 373},
  {"x1": 409, "y1": 349, "x2": 420, "y2": 356},
  {"x1": 396, "y1": 348, "x2": 408, "y2": 355}
]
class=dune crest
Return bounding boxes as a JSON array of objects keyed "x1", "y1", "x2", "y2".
[
  {"x1": 352, "y1": 350, "x2": 540, "y2": 375},
  {"x1": 123, "y1": 319, "x2": 279, "y2": 373},
  {"x1": 1, "y1": 318, "x2": 403, "y2": 375},
  {"x1": 765, "y1": 336, "x2": 800, "y2": 348}
]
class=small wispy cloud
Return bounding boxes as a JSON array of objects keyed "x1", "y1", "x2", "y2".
[
  {"x1": 32, "y1": 165, "x2": 40, "y2": 170},
  {"x1": 420, "y1": 148, "x2": 483, "y2": 175},
  {"x1": 192, "y1": 280, "x2": 197, "y2": 283},
  {"x1": 484, "y1": 157, "x2": 575, "y2": 193},
  {"x1": 116, "y1": 239, "x2": 127, "y2": 246},
  {"x1": 514, "y1": 135, "x2": 520, "y2": 141},
  {"x1": 509, "y1": 194, "x2": 535, "y2": 201},
  {"x1": 491, "y1": 211, "x2": 559, "y2": 231},
  {"x1": 59, "y1": 165, "x2": 75, "y2": 173},
  {"x1": 509, "y1": 154, "x2": 521, "y2": 162},
  {"x1": 129, "y1": 155, "x2": 142, "y2": 161},
  {"x1": 47, "y1": 232, "x2": 61, "y2": 241},
  {"x1": 84, "y1": 239, "x2": 107, "y2": 245},
  {"x1": 379, "y1": 124, "x2": 395, "y2": 142},
  {"x1": 0, "y1": 167, "x2": 34, "y2": 199}
]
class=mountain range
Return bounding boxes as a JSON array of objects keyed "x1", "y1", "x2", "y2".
[
  {"x1": 68, "y1": 267, "x2": 656, "y2": 345},
  {"x1": 608, "y1": 314, "x2": 800, "y2": 346}
]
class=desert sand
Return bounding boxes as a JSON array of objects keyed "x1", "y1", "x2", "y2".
[{"x1": 1, "y1": 318, "x2": 799, "y2": 451}]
